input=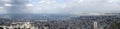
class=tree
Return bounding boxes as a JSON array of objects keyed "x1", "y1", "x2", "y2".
[
  {"x1": 107, "y1": 21, "x2": 120, "y2": 29},
  {"x1": 0, "y1": 27, "x2": 3, "y2": 29}
]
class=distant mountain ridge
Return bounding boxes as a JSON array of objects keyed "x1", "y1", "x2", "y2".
[
  {"x1": 0, "y1": 14, "x2": 76, "y2": 20},
  {"x1": 0, "y1": 13, "x2": 119, "y2": 20}
]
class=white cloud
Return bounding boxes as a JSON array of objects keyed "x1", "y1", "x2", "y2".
[
  {"x1": 2, "y1": 0, "x2": 11, "y2": 2},
  {"x1": 38, "y1": 0, "x2": 45, "y2": 3},
  {"x1": 107, "y1": 0, "x2": 120, "y2": 3},
  {"x1": 0, "y1": 7, "x2": 7, "y2": 14},
  {"x1": 26, "y1": 4, "x2": 33, "y2": 7},
  {"x1": 4, "y1": 3, "x2": 12, "y2": 6},
  {"x1": 24, "y1": 0, "x2": 120, "y2": 14},
  {"x1": 77, "y1": 0, "x2": 84, "y2": 3},
  {"x1": 0, "y1": 7, "x2": 4, "y2": 8}
]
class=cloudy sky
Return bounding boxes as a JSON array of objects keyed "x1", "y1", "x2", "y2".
[{"x1": 0, "y1": 0, "x2": 120, "y2": 14}]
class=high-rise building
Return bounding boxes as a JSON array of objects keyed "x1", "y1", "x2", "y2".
[{"x1": 94, "y1": 21, "x2": 98, "y2": 29}]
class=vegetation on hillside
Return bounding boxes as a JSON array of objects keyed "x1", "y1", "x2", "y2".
[{"x1": 107, "y1": 20, "x2": 120, "y2": 29}]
